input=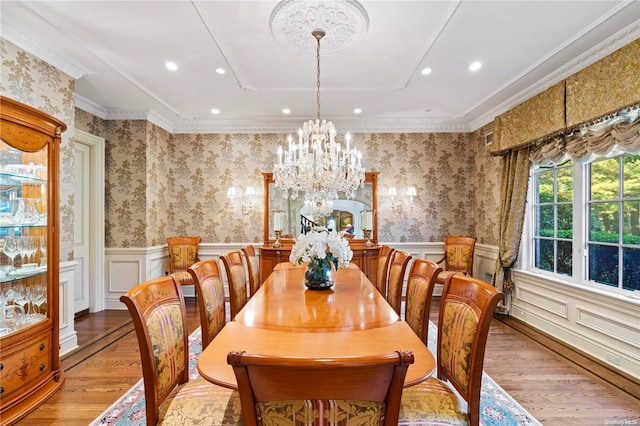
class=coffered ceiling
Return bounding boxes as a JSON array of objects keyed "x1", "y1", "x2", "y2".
[{"x1": 1, "y1": 1, "x2": 639, "y2": 133}]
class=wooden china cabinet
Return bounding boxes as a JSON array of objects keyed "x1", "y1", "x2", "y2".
[{"x1": 0, "y1": 96, "x2": 65, "y2": 424}]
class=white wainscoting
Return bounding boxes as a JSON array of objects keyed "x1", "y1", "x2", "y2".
[
  {"x1": 59, "y1": 260, "x2": 78, "y2": 356},
  {"x1": 511, "y1": 270, "x2": 640, "y2": 379}
]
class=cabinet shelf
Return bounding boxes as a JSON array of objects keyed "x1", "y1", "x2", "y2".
[{"x1": 0, "y1": 171, "x2": 47, "y2": 185}]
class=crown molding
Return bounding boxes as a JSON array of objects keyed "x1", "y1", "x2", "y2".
[
  {"x1": 468, "y1": 16, "x2": 640, "y2": 131},
  {"x1": 1, "y1": 23, "x2": 91, "y2": 79},
  {"x1": 171, "y1": 117, "x2": 470, "y2": 134},
  {"x1": 74, "y1": 94, "x2": 107, "y2": 119}
]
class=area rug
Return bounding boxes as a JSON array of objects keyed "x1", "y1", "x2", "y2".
[{"x1": 91, "y1": 322, "x2": 541, "y2": 426}]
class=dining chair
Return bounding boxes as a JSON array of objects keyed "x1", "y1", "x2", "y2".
[
  {"x1": 374, "y1": 245, "x2": 395, "y2": 297},
  {"x1": 434, "y1": 235, "x2": 477, "y2": 284},
  {"x1": 119, "y1": 275, "x2": 241, "y2": 425},
  {"x1": 221, "y1": 250, "x2": 249, "y2": 319},
  {"x1": 227, "y1": 350, "x2": 415, "y2": 426},
  {"x1": 241, "y1": 244, "x2": 261, "y2": 296},
  {"x1": 165, "y1": 236, "x2": 200, "y2": 287},
  {"x1": 386, "y1": 250, "x2": 412, "y2": 315},
  {"x1": 187, "y1": 259, "x2": 226, "y2": 350},
  {"x1": 399, "y1": 274, "x2": 505, "y2": 426},
  {"x1": 404, "y1": 259, "x2": 442, "y2": 344}
]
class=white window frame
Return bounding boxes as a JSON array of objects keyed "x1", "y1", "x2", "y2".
[{"x1": 522, "y1": 153, "x2": 637, "y2": 297}]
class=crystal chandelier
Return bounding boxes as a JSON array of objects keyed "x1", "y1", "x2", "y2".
[{"x1": 273, "y1": 28, "x2": 365, "y2": 212}]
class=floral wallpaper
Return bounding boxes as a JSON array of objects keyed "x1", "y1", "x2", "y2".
[
  {"x1": 470, "y1": 123, "x2": 500, "y2": 246},
  {"x1": 1, "y1": 38, "x2": 75, "y2": 261},
  {"x1": 74, "y1": 116, "x2": 487, "y2": 247}
]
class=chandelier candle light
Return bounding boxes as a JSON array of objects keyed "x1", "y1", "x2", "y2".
[{"x1": 273, "y1": 28, "x2": 366, "y2": 214}]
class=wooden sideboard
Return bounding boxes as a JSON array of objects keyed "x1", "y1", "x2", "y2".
[{"x1": 259, "y1": 244, "x2": 380, "y2": 285}]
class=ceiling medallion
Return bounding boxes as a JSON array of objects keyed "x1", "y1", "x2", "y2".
[{"x1": 269, "y1": 0, "x2": 369, "y2": 55}]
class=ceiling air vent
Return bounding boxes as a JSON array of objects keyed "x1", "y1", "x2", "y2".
[{"x1": 485, "y1": 132, "x2": 493, "y2": 146}]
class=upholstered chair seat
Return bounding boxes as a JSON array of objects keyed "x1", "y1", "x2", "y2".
[
  {"x1": 399, "y1": 378, "x2": 468, "y2": 425},
  {"x1": 158, "y1": 377, "x2": 242, "y2": 425}
]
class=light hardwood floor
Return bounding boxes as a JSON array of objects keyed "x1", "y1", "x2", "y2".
[{"x1": 16, "y1": 298, "x2": 640, "y2": 426}]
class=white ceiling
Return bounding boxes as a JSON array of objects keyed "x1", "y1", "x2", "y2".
[{"x1": 1, "y1": 1, "x2": 639, "y2": 134}]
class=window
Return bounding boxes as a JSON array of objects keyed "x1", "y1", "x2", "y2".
[
  {"x1": 529, "y1": 153, "x2": 640, "y2": 292},
  {"x1": 532, "y1": 160, "x2": 573, "y2": 276},
  {"x1": 588, "y1": 155, "x2": 640, "y2": 290}
]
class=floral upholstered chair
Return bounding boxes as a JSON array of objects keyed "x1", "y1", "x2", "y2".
[
  {"x1": 434, "y1": 236, "x2": 477, "y2": 284},
  {"x1": 187, "y1": 259, "x2": 226, "y2": 350},
  {"x1": 165, "y1": 236, "x2": 200, "y2": 287},
  {"x1": 374, "y1": 245, "x2": 395, "y2": 298},
  {"x1": 404, "y1": 259, "x2": 442, "y2": 345},
  {"x1": 386, "y1": 250, "x2": 412, "y2": 315},
  {"x1": 228, "y1": 350, "x2": 415, "y2": 426},
  {"x1": 399, "y1": 274, "x2": 505, "y2": 426},
  {"x1": 119, "y1": 275, "x2": 241, "y2": 425},
  {"x1": 241, "y1": 244, "x2": 261, "y2": 297},
  {"x1": 221, "y1": 250, "x2": 248, "y2": 319}
]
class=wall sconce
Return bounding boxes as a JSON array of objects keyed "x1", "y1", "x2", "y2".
[
  {"x1": 361, "y1": 209, "x2": 374, "y2": 247},
  {"x1": 228, "y1": 186, "x2": 257, "y2": 215},
  {"x1": 388, "y1": 186, "x2": 416, "y2": 215},
  {"x1": 272, "y1": 210, "x2": 284, "y2": 248}
]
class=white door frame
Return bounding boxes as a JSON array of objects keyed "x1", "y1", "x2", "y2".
[{"x1": 74, "y1": 129, "x2": 105, "y2": 313}]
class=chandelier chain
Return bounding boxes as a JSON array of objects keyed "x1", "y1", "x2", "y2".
[{"x1": 316, "y1": 32, "x2": 321, "y2": 121}]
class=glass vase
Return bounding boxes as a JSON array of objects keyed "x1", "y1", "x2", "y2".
[{"x1": 304, "y1": 258, "x2": 334, "y2": 290}]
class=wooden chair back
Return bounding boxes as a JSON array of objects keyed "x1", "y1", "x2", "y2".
[
  {"x1": 119, "y1": 275, "x2": 189, "y2": 425},
  {"x1": 437, "y1": 274, "x2": 505, "y2": 426},
  {"x1": 227, "y1": 350, "x2": 414, "y2": 426},
  {"x1": 221, "y1": 250, "x2": 248, "y2": 318},
  {"x1": 165, "y1": 236, "x2": 200, "y2": 286},
  {"x1": 241, "y1": 245, "x2": 261, "y2": 296},
  {"x1": 386, "y1": 250, "x2": 412, "y2": 315},
  {"x1": 435, "y1": 236, "x2": 476, "y2": 283},
  {"x1": 374, "y1": 245, "x2": 395, "y2": 297},
  {"x1": 188, "y1": 259, "x2": 227, "y2": 349},
  {"x1": 404, "y1": 259, "x2": 442, "y2": 344}
]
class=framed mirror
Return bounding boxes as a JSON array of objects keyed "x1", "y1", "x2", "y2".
[{"x1": 262, "y1": 171, "x2": 378, "y2": 246}]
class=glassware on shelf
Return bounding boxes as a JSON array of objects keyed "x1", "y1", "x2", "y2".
[
  {"x1": 3, "y1": 236, "x2": 19, "y2": 270},
  {"x1": 10, "y1": 198, "x2": 41, "y2": 224},
  {"x1": 27, "y1": 284, "x2": 47, "y2": 322},
  {"x1": 39, "y1": 236, "x2": 47, "y2": 267}
]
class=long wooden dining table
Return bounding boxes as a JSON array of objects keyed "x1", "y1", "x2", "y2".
[{"x1": 197, "y1": 262, "x2": 435, "y2": 389}]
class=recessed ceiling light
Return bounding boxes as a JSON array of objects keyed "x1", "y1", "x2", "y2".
[
  {"x1": 469, "y1": 61, "x2": 482, "y2": 71},
  {"x1": 354, "y1": 108, "x2": 362, "y2": 114},
  {"x1": 211, "y1": 108, "x2": 220, "y2": 115},
  {"x1": 165, "y1": 61, "x2": 178, "y2": 71},
  {"x1": 215, "y1": 67, "x2": 226, "y2": 75},
  {"x1": 421, "y1": 67, "x2": 432, "y2": 75},
  {"x1": 282, "y1": 108, "x2": 291, "y2": 114}
]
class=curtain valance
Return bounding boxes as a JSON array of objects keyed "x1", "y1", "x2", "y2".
[
  {"x1": 530, "y1": 107, "x2": 640, "y2": 165},
  {"x1": 491, "y1": 82, "x2": 565, "y2": 155},
  {"x1": 491, "y1": 39, "x2": 640, "y2": 157}
]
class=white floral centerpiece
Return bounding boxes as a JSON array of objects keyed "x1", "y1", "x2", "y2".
[{"x1": 289, "y1": 227, "x2": 353, "y2": 289}]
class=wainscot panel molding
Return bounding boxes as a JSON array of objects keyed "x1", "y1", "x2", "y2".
[
  {"x1": 59, "y1": 261, "x2": 78, "y2": 356},
  {"x1": 104, "y1": 242, "x2": 494, "y2": 307},
  {"x1": 512, "y1": 269, "x2": 640, "y2": 379}
]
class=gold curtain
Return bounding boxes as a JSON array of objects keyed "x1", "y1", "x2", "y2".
[
  {"x1": 491, "y1": 82, "x2": 565, "y2": 155},
  {"x1": 566, "y1": 39, "x2": 640, "y2": 129},
  {"x1": 492, "y1": 146, "x2": 531, "y2": 314}
]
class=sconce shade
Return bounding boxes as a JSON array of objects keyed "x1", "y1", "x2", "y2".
[
  {"x1": 407, "y1": 187, "x2": 417, "y2": 197},
  {"x1": 388, "y1": 187, "x2": 397, "y2": 197}
]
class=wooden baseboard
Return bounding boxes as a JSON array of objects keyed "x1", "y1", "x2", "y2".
[{"x1": 495, "y1": 314, "x2": 640, "y2": 400}]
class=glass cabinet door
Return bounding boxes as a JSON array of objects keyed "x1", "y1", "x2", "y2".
[{"x1": 0, "y1": 139, "x2": 49, "y2": 336}]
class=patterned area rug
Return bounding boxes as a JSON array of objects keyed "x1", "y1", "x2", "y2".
[{"x1": 91, "y1": 322, "x2": 541, "y2": 426}]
